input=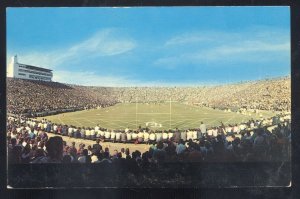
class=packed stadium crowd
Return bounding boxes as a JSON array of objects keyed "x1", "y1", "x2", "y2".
[
  {"x1": 7, "y1": 114, "x2": 291, "y2": 165},
  {"x1": 7, "y1": 76, "x2": 291, "y2": 115},
  {"x1": 6, "y1": 76, "x2": 291, "y2": 167},
  {"x1": 115, "y1": 77, "x2": 291, "y2": 112},
  {"x1": 6, "y1": 78, "x2": 118, "y2": 115}
]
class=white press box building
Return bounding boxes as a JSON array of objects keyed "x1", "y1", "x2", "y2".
[{"x1": 7, "y1": 55, "x2": 53, "y2": 81}]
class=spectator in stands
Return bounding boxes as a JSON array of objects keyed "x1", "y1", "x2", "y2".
[
  {"x1": 174, "y1": 129, "x2": 181, "y2": 143},
  {"x1": 153, "y1": 141, "x2": 166, "y2": 164},
  {"x1": 156, "y1": 131, "x2": 162, "y2": 143},
  {"x1": 199, "y1": 121, "x2": 207, "y2": 136},
  {"x1": 176, "y1": 139, "x2": 186, "y2": 155},
  {"x1": 32, "y1": 136, "x2": 63, "y2": 163},
  {"x1": 149, "y1": 131, "x2": 156, "y2": 144},
  {"x1": 78, "y1": 149, "x2": 91, "y2": 163},
  {"x1": 92, "y1": 139, "x2": 102, "y2": 153},
  {"x1": 100, "y1": 152, "x2": 112, "y2": 164}
]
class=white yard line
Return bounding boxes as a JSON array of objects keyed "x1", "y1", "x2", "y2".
[
  {"x1": 68, "y1": 117, "x2": 83, "y2": 127},
  {"x1": 83, "y1": 118, "x2": 97, "y2": 125}
]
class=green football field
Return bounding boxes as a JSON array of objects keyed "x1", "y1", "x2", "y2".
[{"x1": 38, "y1": 102, "x2": 277, "y2": 130}]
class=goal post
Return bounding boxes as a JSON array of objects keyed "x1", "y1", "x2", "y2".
[{"x1": 134, "y1": 98, "x2": 177, "y2": 130}]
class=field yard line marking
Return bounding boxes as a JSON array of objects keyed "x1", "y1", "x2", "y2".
[
  {"x1": 180, "y1": 118, "x2": 211, "y2": 128},
  {"x1": 100, "y1": 119, "x2": 128, "y2": 129},
  {"x1": 224, "y1": 116, "x2": 236, "y2": 124},
  {"x1": 180, "y1": 120, "x2": 200, "y2": 129},
  {"x1": 83, "y1": 118, "x2": 97, "y2": 125},
  {"x1": 106, "y1": 120, "x2": 137, "y2": 127},
  {"x1": 70, "y1": 118, "x2": 83, "y2": 127},
  {"x1": 118, "y1": 121, "x2": 137, "y2": 127},
  {"x1": 170, "y1": 119, "x2": 190, "y2": 126},
  {"x1": 106, "y1": 121, "x2": 127, "y2": 129},
  {"x1": 136, "y1": 113, "x2": 171, "y2": 115},
  {"x1": 83, "y1": 118, "x2": 127, "y2": 129},
  {"x1": 77, "y1": 113, "x2": 221, "y2": 117},
  {"x1": 171, "y1": 120, "x2": 191, "y2": 129}
]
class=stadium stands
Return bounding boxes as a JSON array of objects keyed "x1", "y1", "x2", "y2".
[
  {"x1": 7, "y1": 76, "x2": 291, "y2": 116},
  {"x1": 6, "y1": 77, "x2": 292, "y2": 187},
  {"x1": 7, "y1": 114, "x2": 291, "y2": 164},
  {"x1": 7, "y1": 77, "x2": 291, "y2": 164}
]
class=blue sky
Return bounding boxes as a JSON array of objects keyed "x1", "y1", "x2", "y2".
[{"x1": 7, "y1": 7, "x2": 290, "y2": 86}]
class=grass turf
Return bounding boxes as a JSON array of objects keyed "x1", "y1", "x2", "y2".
[{"x1": 38, "y1": 102, "x2": 277, "y2": 130}]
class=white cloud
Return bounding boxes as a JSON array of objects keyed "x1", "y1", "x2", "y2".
[
  {"x1": 52, "y1": 70, "x2": 211, "y2": 87},
  {"x1": 68, "y1": 29, "x2": 136, "y2": 57},
  {"x1": 53, "y1": 70, "x2": 135, "y2": 87},
  {"x1": 164, "y1": 31, "x2": 241, "y2": 46},
  {"x1": 53, "y1": 70, "x2": 160, "y2": 87},
  {"x1": 8, "y1": 28, "x2": 136, "y2": 69},
  {"x1": 197, "y1": 41, "x2": 290, "y2": 61},
  {"x1": 155, "y1": 30, "x2": 290, "y2": 68},
  {"x1": 165, "y1": 33, "x2": 212, "y2": 46}
]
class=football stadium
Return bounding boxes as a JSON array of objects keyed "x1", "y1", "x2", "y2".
[
  {"x1": 7, "y1": 75, "x2": 291, "y2": 157},
  {"x1": 6, "y1": 7, "x2": 292, "y2": 188}
]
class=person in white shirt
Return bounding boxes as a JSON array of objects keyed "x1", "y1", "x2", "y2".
[
  {"x1": 95, "y1": 131, "x2": 101, "y2": 138},
  {"x1": 121, "y1": 148, "x2": 127, "y2": 158},
  {"x1": 85, "y1": 128, "x2": 91, "y2": 139},
  {"x1": 30, "y1": 121, "x2": 36, "y2": 128},
  {"x1": 99, "y1": 129, "x2": 105, "y2": 139},
  {"x1": 239, "y1": 124, "x2": 246, "y2": 131},
  {"x1": 250, "y1": 121, "x2": 255, "y2": 129},
  {"x1": 91, "y1": 155, "x2": 99, "y2": 163},
  {"x1": 22, "y1": 140, "x2": 27, "y2": 147},
  {"x1": 162, "y1": 131, "x2": 168, "y2": 141},
  {"x1": 125, "y1": 127, "x2": 129, "y2": 133},
  {"x1": 126, "y1": 131, "x2": 132, "y2": 142},
  {"x1": 137, "y1": 131, "x2": 144, "y2": 143},
  {"x1": 17, "y1": 127, "x2": 22, "y2": 133},
  {"x1": 207, "y1": 129, "x2": 213, "y2": 136},
  {"x1": 95, "y1": 125, "x2": 100, "y2": 133},
  {"x1": 233, "y1": 124, "x2": 239, "y2": 134},
  {"x1": 192, "y1": 130, "x2": 198, "y2": 140},
  {"x1": 115, "y1": 131, "x2": 121, "y2": 142},
  {"x1": 25, "y1": 126, "x2": 30, "y2": 132},
  {"x1": 225, "y1": 126, "x2": 232, "y2": 134},
  {"x1": 90, "y1": 129, "x2": 95, "y2": 139},
  {"x1": 111, "y1": 130, "x2": 117, "y2": 141},
  {"x1": 43, "y1": 122, "x2": 47, "y2": 130},
  {"x1": 156, "y1": 132, "x2": 162, "y2": 142},
  {"x1": 212, "y1": 128, "x2": 218, "y2": 137},
  {"x1": 200, "y1": 122, "x2": 207, "y2": 135},
  {"x1": 53, "y1": 124, "x2": 58, "y2": 134},
  {"x1": 78, "y1": 155, "x2": 87, "y2": 163},
  {"x1": 132, "y1": 131, "x2": 138, "y2": 141},
  {"x1": 80, "y1": 128, "x2": 85, "y2": 138},
  {"x1": 149, "y1": 131, "x2": 156, "y2": 144},
  {"x1": 68, "y1": 127, "x2": 73, "y2": 137},
  {"x1": 104, "y1": 130, "x2": 111, "y2": 140},
  {"x1": 186, "y1": 130, "x2": 193, "y2": 141},
  {"x1": 144, "y1": 131, "x2": 150, "y2": 143}
]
